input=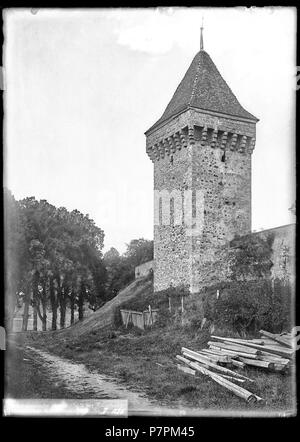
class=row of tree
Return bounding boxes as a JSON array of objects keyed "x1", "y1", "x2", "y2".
[{"x1": 4, "y1": 189, "x2": 153, "y2": 332}]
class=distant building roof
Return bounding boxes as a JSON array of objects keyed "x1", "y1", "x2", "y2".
[{"x1": 146, "y1": 50, "x2": 258, "y2": 134}]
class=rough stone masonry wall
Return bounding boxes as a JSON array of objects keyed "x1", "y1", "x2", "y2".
[
  {"x1": 153, "y1": 144, "x2": 193, "y2": 291},
  {"x1": 253, "y1": 224, "x2": 295, "y2": 283},
  {"x1": 147, "y1": 108, "x2": 256, "y2": 292},
  {"x1": 192, "y1": 224, "x2": 296, "y2": 290},
  {"x1": 135, "y1": 260, "x2": 154, "y2": 279},
  {"x1": 190, "y1": 115, "x2": 254, "y2": 290}
]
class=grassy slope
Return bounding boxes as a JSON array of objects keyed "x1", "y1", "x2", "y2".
[
  {"x1": 22, "y1": 276, "x2": 296, "y2": 413},
  {"x1": 55, "y1": 276, "x2": 153, "y2": 338},
  {"x1": 27, "y1": 323, "x2": 296, "y2": 413}
]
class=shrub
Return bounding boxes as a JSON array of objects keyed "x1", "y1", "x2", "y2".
[{"x1": 203, "y1": 279, "x2": 293, "y2": 335}]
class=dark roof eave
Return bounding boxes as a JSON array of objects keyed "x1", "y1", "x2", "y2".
[{"x1": 145, "y1": 106, "x2": 259, "y2": 136}]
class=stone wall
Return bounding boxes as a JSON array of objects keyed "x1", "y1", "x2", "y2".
[
  {"x1": 192, "y1": 223, "x2": 296, "y2": 289},
  {"x1": 147, "y1": 107, "x2": 256, "y2": 292},
  {"x1": 252, "y1": 224, "x2": 295, "y2": 283},
  {"x1": 135, "y1": 260, "x2": 154, "y2": 279}
]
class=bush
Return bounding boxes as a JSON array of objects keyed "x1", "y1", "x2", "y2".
[
  {"x1": 178, "y1": 293, "x2": 204, "y2": 329},
  {"x1": 203, "y1": 279, "x2": 293, "y2": 335}
]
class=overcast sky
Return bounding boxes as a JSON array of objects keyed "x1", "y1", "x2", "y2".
[{"x1": 4, "y1": 7, "x2": 296, "y2": 253}]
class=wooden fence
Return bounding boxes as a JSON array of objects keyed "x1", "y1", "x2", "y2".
[{"x1": 120, "y1": 308, "x2": 158, "y2": 330}]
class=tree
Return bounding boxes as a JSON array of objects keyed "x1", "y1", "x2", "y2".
[
  {"x1": 5, "y1": 192, "x2": 106, "y2": 331},
  {"x1": 103, "y1": 240, "x2": 154, "y2": 300},
  {"x1": 228, "y1": 233, "x2": 274, "y2": 281},
  {"x1": 4, "y1": 189, "x2": 26, "y2": 331},
  {"x1": 124, "y1": 238, "x2": 153, "y2": 269},
  {"x1": 211, "y1": 233, "x2": 276, "y2": 334}
]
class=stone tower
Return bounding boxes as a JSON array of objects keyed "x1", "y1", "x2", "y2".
[{"x1": 145, "y1": 34, "x2": 258, "y2": 293}]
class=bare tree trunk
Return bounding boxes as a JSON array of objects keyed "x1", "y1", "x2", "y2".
[
  {"x1": 78, "y1": 282, "x2": 85, "y2": 321},
  {"x1": 32, "y1": 273, "x2": 39, "y2": 331},
  {"x1": 60, "y1": 284, "x2": 67, "y2": 329},
  {"x1": 49, "y1": 277, "x2": 57, "y2": 331},
  {"x1": 22, "y1": 287, "x2": 31, "y2": 331},
  {"x1": 70, "y1": 290, "x2": 75, "y2": 325},
  {"x1": 42, "y1": 280, "x2": 47, "y2": 331},
  {"x1": 6, "y1": 286, "x2": 17, "y2": 332},
  {"x1": 33, "y1": 302, "x2": 38, "y2": 331},
  {"x1": 55, "y1": 275, "x2": 62, "y2": 329}
]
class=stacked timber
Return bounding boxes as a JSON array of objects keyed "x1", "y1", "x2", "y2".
[{"x1": 176, "y1": 329, "x2": 294, "y2": 404}]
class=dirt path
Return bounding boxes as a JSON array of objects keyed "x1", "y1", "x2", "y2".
[{"x1": 6, "y1": 344, "x2": 201, "y2": 416}]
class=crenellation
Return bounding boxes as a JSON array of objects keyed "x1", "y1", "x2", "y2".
[
  {"x1": 188, "y1": 126, "x2": 195, "y2": 144},
  {"x1": 221, "y1": 131, "x2": 228, "y2": 149},
  {"x1": 200, "y1": 126, "x2": 208, "y2": 146}
]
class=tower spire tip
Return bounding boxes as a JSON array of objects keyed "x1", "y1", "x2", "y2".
[{"x1": 200, "y1": 16, "x2": 204, "y2": 51}]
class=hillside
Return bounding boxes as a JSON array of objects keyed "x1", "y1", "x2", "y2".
[{"x1": 56, "y1": 276, "x2": 153, "y2": 338}]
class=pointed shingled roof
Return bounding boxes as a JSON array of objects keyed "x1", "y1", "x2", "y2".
[{"x1": 146, "y1": 50, "x2": 258, "y2": 134}]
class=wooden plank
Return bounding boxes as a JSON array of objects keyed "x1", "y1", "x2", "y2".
[
  {"x1": 238, "y1": 358, "x2": 275, "y2": 369},
  {"x1": 121, "y1": 309, "x2": 144, "y2": 315},
  {"x1": 209, "y1": 345, "x2": 241, "y2": 357},
  {"x1": 182, "y1": 348, "x2": 253, "y2": 382},
  {"x1": 259, "y1": 330, "x2": 292, "y2": 348},
  {"x1": 263, "y1": 344, "x2": 293, "y2": 353},
  {"x1": 220, "y1": 375, "x2": 246, "y2": 383},
  {"x1": 197, "y1": 350, "x2": 231, "y2": 363},
  {"x1": 176, "y1": 355, "x2": 257, "y2": 403},
  {"x1": 211, "y1": 337, "x2": 293, "y2": 358},
  {"x1": 231, "y1": 359, "x2": 245, "y2": 369},
  {"x1": 211, "y1": 336, "x2": 265, "y2": 345},
  {"x1": 182, "y1": 351, "x2": 224, "y2": 369},
  {"x1": 125, "y1": 311, "x2": 131, "y2": 328},
  {"x1": 257, "y1": 354, "x2": 290, "y2": 365},
  {"x1": 201, "y1": 348, "x2": 232, "y2": 357},
  {"x1": 210, "y1": 337, "x2": 260, "y2": 354},
  {"x1": 273, "y1": 363, "x2": 289, "y2": 372},
  {"x1": 177, "y1": 364, "x2": 196, "y2": 376},
  {"x1": 208, "y1": 343, "x2": 258, "y2": 359},
  {"x1": 261, "y1": 338, "x2": 285, "y2": 345},
  {"x1": 247, "y1": 339, "x2": 265, "y2": 345},
  {"x1": 208, "y1": 341, "x2": 259, "y2": 355}
]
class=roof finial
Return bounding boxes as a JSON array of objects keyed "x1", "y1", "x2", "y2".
[{"x1": 200, "y1": 16, "x2": 204, "y2": 51}]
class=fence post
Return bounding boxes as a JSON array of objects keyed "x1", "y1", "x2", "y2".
[
  {"x1": 125, "y1": 311, "x2": 130, "y2": 328},
  {"x1": 149, "y1": 305, "x2": 153, "y2": 326},
  {"x1": 181, "y1": 296, "x2": 184, "y2": 326}
]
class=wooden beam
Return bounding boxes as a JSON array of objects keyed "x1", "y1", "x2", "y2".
[
  {"x1": 182, "y1": 348, "x2": 253, "y2": 381},
  {"x1": 259, "y1": 330, "x2": 292, "y2": 348},
  {"x1": 210, "y1": 338, "x2": 293, "y2": 358},
  {"x1": 177, "y1": 364, "x2": 196, "y2": 376},
  {"x1": 238, "y1": 358, "x2": 275, "y2": 370},
  {"x1": 176, "y1": 355, "x2": 257, "y2": 403}
]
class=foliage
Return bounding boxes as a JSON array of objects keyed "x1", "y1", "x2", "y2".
[
  {"x1": 200, "y1": 232, "x2": 293, "y2": 335},
  {"x1": 5, "y1": 189, "x2": 106, "y2": 331},
  {"x1": 124, "y1": 238, "x2": 153, "y2": 268},
  {"x1": 104, "y1": 239, "x2": 153, "y2": 299},
  {"x1": 206, "y1": 279, "x2": 293, "y2": 335},
  {"x1": 228, "y1": 233, "x2": 274, "y2": 280}
]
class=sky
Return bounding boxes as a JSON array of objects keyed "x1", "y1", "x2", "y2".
[{"x1": 4, "y1": 7, "x2": 296, "y2": 253}]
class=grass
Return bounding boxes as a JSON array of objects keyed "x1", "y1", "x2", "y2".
[
  {"x1": 10, "y1": 277, "x2": 296, "y2": 414},
  {"x1": 23, "y1": 322, "x2": 296, "y2": 413}
]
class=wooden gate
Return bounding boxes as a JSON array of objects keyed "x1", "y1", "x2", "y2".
[{"x1": 120, "y1": 308, "x2": 158, "y2": 330}]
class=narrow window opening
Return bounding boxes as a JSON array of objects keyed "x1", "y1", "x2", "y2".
[
  {"x1": 159, "y1": 197, "x2": 162, "y2": 225},
  {"x1": 170, "y1": 197, "x2": 174, "y2": 226},
  {"x1": 221, "y1": 151, "x2": 226, "y2": 162},
  {"x1": 192, "y1": 190, "x2": 196, "y2": 218}
]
